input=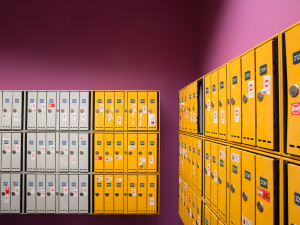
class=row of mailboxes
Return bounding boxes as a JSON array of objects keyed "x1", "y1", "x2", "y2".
[
  {"x1": 26, "y1": 132, "x2": 90, "y2": 173},
  {"x1": 179, "y1": 82, "x2": 199, "y2": 134},
  {"x1": 0, "y1": 173, "x2": 22, "y2": 213},
  {"x1": 0, "y1": 133, "x2": 22, "y2": 172},
  {"x1": 93, "y1": 174, "x2": 158, "y2": 214},
  {"x1": 179, "y1": 134, "x2": 202, "y2": 195},
  {"x1": 25, "y1": 174, "x2": 89, "y2": 214},
  {"x1": 204, "y1": 204, "x2": 225, "y2": 225},
  {"x1": 27, "y1": 91, "x2": 90, "y2": 131},
  {"x1": 93, "y1": 91, "x2": 159, "y2": 131},
  {"x1": 178, "y1": 175, "x2": 202, "y2": 225},
  {"x1": 93, "y1": 133, "x2": 159, "y2": 173},
  {"x1": 204, "y1": 38, "x2": 279, "y2": 150},
  {"x1": 0, "y1": 91, "x2": 23, "y2": 130},
  {"x1": 204, "y1": 141, "x2": 279, "y2": 225}
]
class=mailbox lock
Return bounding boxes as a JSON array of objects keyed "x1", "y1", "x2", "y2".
[
  {"x1": 80, "y1": 109, "x2": 84, "y2": 113},
  {"x1": 242, "y1": 192, "x2": 248, "y2": 201},
  {"x1": 124, "y1": 193, "x2": 127, "y2": 196},
  {"x1": 257, "y1": 201, "x2": 264, "y2": 212},
  {"x1": 3, "y1": 108, "x2": 7, "y2": 112},
  {"x1": 13, "y1": 109, "x2": 17, "y2": 113},
  {"x1": 138, "y1": 151, "x2": 142, "y2": 155},
  {"x1": 105, "y1": 151, "x2": 109, "y2": 155},
  {"x1": 243, "y1": 94, "x2": 248, "y2": 103},
  {"x1": 80, "y1": 151, "x2": 84, "y2": 155},
  {"x1": 48, "y1": 109, "x2": 52, "y2": 113},
  {"x1": 47, "y1": 151, "x2": 51, "y2": 155},
  {"x1": 148, "y1": 151, "x2": 152, "y2": 155},
  {"x1": 218, "y1": 177, "x2": 222, "y2": 184},
  {"x1": 115, "y1": 193, "x2": 119, "y2": 197},
  {"x1": 129, "y1": 109, "x2": 133, "y2": 113},
  {"x1": 27, "y1": 192, "x2": 31, "y2": 196},
  {"x1": 219, "y1": 100, "x2": 222, "y2": 107},
  {"x1": 27, "y1": 151, "x2": 31, "y2": 154},
  {"x1": 38, "y1": 109, "x2": 42, "y2": 113},
  {"x1": 70, "y1": 151, "x2": 74, "y2": 155},
  {"x1": 227, "y1": 99, "x2": 230, "y2": 105},
  {"x1": 106, "y1": 109, "x2": 109, "y2": 113},
  {"x1": 105, "y1": 192, "x2": 109, "y2": 197},
  {"x1": 211, "y1": 101, "x2": 214, "y2": 108},
  {"x1": 47, "y1": 192, "x2": 51, "y2": 196},
  {"x1": 231, "y1": 97, "x2": 235, "y2": 105},
  {"x1": 96, "y1": 109, "x2": 100, "y2": 113},
  {"x1": 115, "y1": 151, "x2": 119, "y2": 155},
  {"x1": 115, "y1": 109, "x2": 119, "y2": 113},
  {"x1": 37, "y1": 192, "x2": 41, "y2": 196},
  {"x1": 28, "y1": 109, "x2": 32, "y2": 113},
  {"x1": 257, "y1": 90, "x2": 266, "y2": 101},
  {"x1": 230, "y1": 184, "x2": 235, "y2": 193},
  {"x1": 12, "y1": 150, "x2": 16, "y2": 154},
  {"x1": 289, "y1": 84, "x2": 299, "y2": 97},
  {"x1": 125, "y1": 109, "x2": 128, "y2": 112},
  {"x1": 138, "y1": 193, "x2": 142, "y2": 197},
  {"x1": 148, "y1": 193, "x2": 153, "y2": 197},
  {"x1": 124, "y1": 151, "x2": 127, "y2": 154},
  {"x1": 60, "y1": 193, "x2": 64, "y2": 196},
  {"x1": 70, "y1": 109, "x2": 75, "y2": 113},
  {"x1": 61, "y1": 109, "x2": 65, "y2": 113},
  {"x1": 211, "y1": 172, "x2": 214, "y2": 179},
  {"x1": 95, "y1": 192, "x2": 99, "y2": 197},
  {"x1": 149, "y1": 109, "x2": 153, "y2": 113},
  {"x1": 129, "y1": 151, "x2": 132, "y2": 155},
  {"x1": 12, "y1": 192, "x2": 15, "y2": 196},
  {"x1": 2, "y1": 150, "x2": 6, "y2": 154},
  {"x1": 56, "y1": 109, "x2": 60, "y2": 112},
  {"x1": 37, "y1": 151, "x2": 41, "y2": 155},
  {"x1": 128, "y1": 193, "x2": 132, "y2": 197},
  {"x1": 60, "y1": 151, "x2": 64, "y2": 155},
  {"x1": 226, "y1": 182, "x2": 229, "y2": 187},
  {"x1": 139, "y1": 109, "x2": 143, "y2": 113},
  {"x1": 95, "y1": 151, "x2": 99, "y2": 155},
  {"x1": 80, "y1": 193, "x2": 84, "y2": 197}
]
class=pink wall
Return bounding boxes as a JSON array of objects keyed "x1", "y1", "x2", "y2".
[{"x1": 195, "y1": 0, "x2": 300, "y2": 79}]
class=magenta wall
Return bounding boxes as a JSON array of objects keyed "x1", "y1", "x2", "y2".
[
  {"x1": 0, "y1": 1, "x2": 198, "y2": 225},
  {"x1": 195, "y1": 0, "x2": 300, "y2": 79}
]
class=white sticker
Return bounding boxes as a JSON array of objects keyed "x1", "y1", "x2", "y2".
[
  {"x1": 32, "y1": 103, "x2": 36, "y2": 109},
  {"x1": 14, "y1": 113, "x2": 18, "y2": 121},
  {"x1": 64, "y1": 187, "x2": 68, "y2": 194},
  {"x1": 81, "y1": 113, "x2": 86, "y2": 121},
  {"x1": 4, "y1": 195, "x2": 9, "y2": 203},
  {"x1": 132, "y1": 189, "x2": 136, "y2": 196},
  {"x1": 207, "y1": 99, "x2": 210, "y2": 111},
  {"x1": 63, "y1": 113, "x2": 67, "y2": 121},
  {"x1": 100, "y1": 105, "x2": 104, "y2": 112},
  {"x1": 197, "y1": 141, "x2": 201, "y2": 147},
  {"x1": 50, "y1": 145, "x2": 54, "y2": 152},
  {"x1": 193, "y1": 165, "x2": 195, "y2": 175},
  {"x1": 108, "y1": 114, "x2": 112, "y2": 121},
  {"x1": 16, "y1": 145, "x2": 20, "y2": 152},
  {"x1": 150, "y1": 198, "x2": 155, "y2": 205},
  {"x1": 96, "y1": 177, "x2": 103, "y2": 181},
  {"x1": 31, "y1": 152, "x2": 36, "y2": 160},
  {"x1": 132, "y1": 104, "x2": 136, "y2": 112},
  {"x1": 71, "y1": 157, "x2": 76, "y2": 164},
  {"x1": 116, "y1": 178, "x2": 122, "y2": 182},
  {"x1": 263, "y1": 75, "x2": 271, "y2": 95},
  {"x1": 138, "y1": 157, "x2": 146, "y2": 166},
  {"x1": 214, "y1": 111, "x2": 218, "y2": 123},
  {"x1": 6, "y1": 144, "x2": 10, "y2": 152},
  {"x1": 64, "y1": 147, "x2": 68, "y2": 153},
  {"x1": 214, "y1": 170, "x2": 218, "y2": 183},
  {"x1": 193, "y1": 113, "x2": 195, "y2": 122},
  {"x1": 115, "y1": 155, "x2": 122, "y2": 160},
  {"x1": 242, "y1": 215, "x2": 252, "y2": 225},
  {"x1": 105, "y1": 177, "x2": 112, "y2": 181},
  {"x1": 207, "y1": 164, "x2": 210, "y2": 176},
  {"x1": 129, "y1": 145, "x2": 136, "y2": 150},
  {"x1": 190, "y1": 112, "x2": 193, "y2": 121},
  {"x1": 231, "y1": 153, "x2": 239, "y2": 163},
  {"x1": 74, "y1": 189, "x2": 78, "y2": 197},
  {"x1": 149, "y1": 156, "x2": 154, "y2": 164},
  {"x1": 219, "y1": 150, "x2": 225, "y2": 159},
  {"x1": 234, "y1": 107, "x2": 239, "y2": 122},
  {"x1": 105, "y1": 157, "x2": 112, "y2": 161},
  {"x1": 41, "y1": 190, "x2": 45, "y2": 197},
  {"x1": 248, "y1": 80, "x2": 255, "y2": 98},
  {"x1": 117, "y1": 117, "x2": 121, "y2": 124},
  {"x1": 149, "y1": 114, "x2": 155, "y2": 126},
  {"x1": 221, "y1": 110, "x2": 225, "y2": 124},
  {"x1": 143, "y1": 106, "x2": 147, "y2": 113},
  {"x1": 15, "y1": 188, "x2": 20, "y2": 195},
  {"x1": 51, "y1": 187, "x2": 55, "y2": 195},
  {"x1": 186, "y1": 111, "x2": 188, "y2": 119},
  {"x1": 71, "y1": 113, "x2": 76, "y2": 120}
]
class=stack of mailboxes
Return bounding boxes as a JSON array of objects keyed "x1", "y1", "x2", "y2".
[
  {"x1": 92, "y1": 91, "x2": 160, "y2": 215},
  {"x1": 178, "y1": 21, "x2": 300, "y2": 225}
]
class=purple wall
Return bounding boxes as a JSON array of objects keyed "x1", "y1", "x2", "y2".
[{"x1": 0, "y1": 1, "x2": 198, "y2": 225}]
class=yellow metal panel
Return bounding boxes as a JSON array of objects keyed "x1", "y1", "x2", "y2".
[
  {"x1": 287, "y1": 163, "x2": 300, "y2": 225},
  {"x1": 114, "y1": 175, "x2": 124, "y2": 214},
  {"x1": 188, "y1": 85, "x2": 193, "y2": 133},
  {"x1": 241, "y1": 50, "x2": 256, "y2": 146},
  {"x1": 241, "y1": 151, "x2": 256, "y2": 225},
  {"x1": 205, "y1": 204, "x2": 211, "y2": 225},
  {"x1": 124, "y1": 91, "x2": 128, "y2": 132},
  {"x1": 218, "y1": 220, "x2": 225, "y2": 225},
  {"x1": 138, "y1": 133, "x2": 148, "y2": 172},
  {"x1": 137, "y1": 175, "x2": 147, "y2": 214},
  {"x1": 192, "y1": 82, "x2": 198, "y2": 133},
  {"x1": 114, "y1": 91, "x2": 124, "y2": 130},
  {"x1": 94, "y1": 175, "x2": 104, "y2": 214},
  {"x1": 227, "y1": 65, "x2": 231, "y2": 141},
  {"x1": 210, "y1": 142, "x2": 218, "y2": 213},
  {"x1": 179, "y1": 90, "x2": 182, "y2": 131},
  {"x1": 94, "y1": 133, "x2": 104, "y2": 173},
  {"x1": 285, "y1": 24, "x2": 300, "y2": 155},
  {"x1": 211, "y1": 71, "x2": 219, "y2": 138},
  {"x1": 123, "y1": 175, "x2": 128, "y2": 214},
  {"x1": 196, "y1": 194, "x2": 202, "y2": 225},
  {"x1": 124, "y1": 133, "x2": 128, "y2": 173},
  {"x1": 104, "y1": 91, "x2": 114, "y2": 130},
  {"x1": 205, "y1": 75, "x2": 212, "y2": 136},
  {"x1": 147, "y1": 175, "x2": 158, "y2": 214},
  {"x1": 104, "y1": 133, "x2": 114, "y2": 173},
  {"x1": 230, "y1": 148, "x2": 242, "y2": 225},
  {"x1": 188, "y1": 136, "x2": 192, "y2": 183},
  {"x1": 229, "y1": 58, "x2": 242, "y2": 143},
  {"x1": 183, "y1": 135, "x2": 188, "y2": 178},
  {"x1": 128, "y1": 133, "x2": 137, "y2": 172},
  {"x1": 148, "y1": 91, "x2": 158, "y2": 130},
  {"x1": 218, "y1": 66, "x2": 227, "y2": 139},
  {"x1": 114, "y1": 133, "x2": 124, "y2": 173},
  {"x1": 191, "y1": 190, "x2": 197, "y2": 225},
  {"x1": 196, "y1": 138, "x2": 202, "y2": 195},
  {"x1": 205, "y1": 141, "x2": 211, "y2": 203},
  {"x1": 179, "y1": 134, "x2": 183, "y2": 175},
  {"x1": 128, "y1": 175, "x2": 137, "y2": 214},
  {"x1": 255, "y1": 155, "x2": 276, "y2": 225},
  {"x1": 128, "y1": 91, "x2": 138, "y2": 130},
  {"x1": 192, "y1": 137, "x2": 197, "y2": 187},
  {"x1": 187, "y1": 186, "x2": 193, "y2": 225},
  {"x1": 183, "y1": 88, "x2": 188, "y2": 132},
  {"x1": 217, "y1": 144, "x2": 227, "y2": 221},
  {"x1": 146, "y1": 133, "x2": 159, "y2": 172},
  {"x1": 256, "y1": 40, "x2": 276, "y2": 149},
  {"x1": 94, "y1": 91, "x2": 105, "y2": 130},
  {"x1": 104, "y1": 175, "x2": 114, "y2": 214},
  {"x1": 138, "y1": 91, "x2": 148, "y2": 130},
  {"x1": 211, "y1": 210, "x2": 218, "y2": 225}
]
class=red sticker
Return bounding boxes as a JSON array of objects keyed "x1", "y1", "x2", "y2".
[
  {"x1": 292, "y1": 102, "x2": 300, "y2": 115},
  {"x1": 95, "y1": 156, "x2": 103, "y2": 160},
  {"x1": 5, "y1": 186, "x2": 10, "y2": 194},
  {"x1": 48, "y1": 103, "x2": 55, "y2": 108},
  {"x1": 257, "y1": 187, "x2": 270, "y2": 202}
]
